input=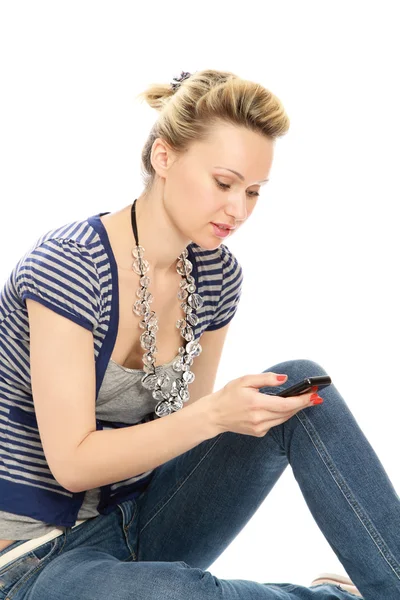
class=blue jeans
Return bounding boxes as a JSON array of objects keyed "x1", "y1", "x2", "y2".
[{"x1": 1, "y1": 359, "x2": 399, "y2": 600}]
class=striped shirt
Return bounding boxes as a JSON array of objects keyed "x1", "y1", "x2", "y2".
[{"x1": 0, "y1": 211, "x2": 243, "y2": 535}]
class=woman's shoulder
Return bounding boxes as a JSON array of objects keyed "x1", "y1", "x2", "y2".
[
  {"x1": 19, "y1": 214, "x2": 102, "y2": 259},
  {"x1": 12, "y1": 215, "x2": 105, "y2": 331}
]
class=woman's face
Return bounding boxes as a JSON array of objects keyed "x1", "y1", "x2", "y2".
[{"x1": 153, "y1": 121, "x2": 274, "y2": 250}]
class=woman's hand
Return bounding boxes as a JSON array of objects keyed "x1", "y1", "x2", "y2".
[{"x1": 203, "y1": 372, "x2": 322, "y2": 437}]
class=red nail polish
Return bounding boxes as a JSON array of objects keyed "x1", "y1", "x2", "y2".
[{"x1": 311, "y1": 397, "x2": 324, "y2": 405}]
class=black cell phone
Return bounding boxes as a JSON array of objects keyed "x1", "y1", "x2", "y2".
[{"x1": 277, "y1": 375, "x2": 332, "y2": 397}]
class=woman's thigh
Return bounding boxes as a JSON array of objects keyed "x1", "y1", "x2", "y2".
[
  {"x1": 0, "y1": 499, "x2": 134, "y2": 600},
  {"x1": 132, "y1": 359, "x2": 326, "y2": 569},
  {"x1": 24, "y1": 549, "x2": 198, "y2": 600},
  {"x1": 17, "y1": 547, "x2": 363, "y2": 600}
]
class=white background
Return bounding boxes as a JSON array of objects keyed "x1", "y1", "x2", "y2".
[{"x1": 0, "y1": 0, "x2": 399, "y2": 589}]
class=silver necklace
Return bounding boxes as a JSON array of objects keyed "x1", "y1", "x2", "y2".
[{"x1": 130, "y1": 198, "x2": 204, "y2": 418}]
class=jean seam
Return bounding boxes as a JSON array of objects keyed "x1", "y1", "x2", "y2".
[
  {"x1": 267, "y1": 423, "x2": 284, "y2": 450},
  {"x1": 259, "y1": 385, "x2": 286, "y2": 450},
  {"x1": 120, "y1": 502, "x2": 138, "y2": 561},
  {"x1": 138, "y1": 433, "x2": 224, "y2": 535},
  {"x1": 295, "y1": 408, "x2": 400, "y2": 582},
  {"x1": 125, "y1": 501, "x2": 138, "y2": 531}
]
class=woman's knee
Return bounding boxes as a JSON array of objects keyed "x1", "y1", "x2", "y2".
[{"x1": 263, "y1": 358, "x2": 328, "y2": 380}]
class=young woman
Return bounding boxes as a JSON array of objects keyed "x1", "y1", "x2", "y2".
[{"x1": 0, "y1": 68, "x2": 398, "y2": 599}]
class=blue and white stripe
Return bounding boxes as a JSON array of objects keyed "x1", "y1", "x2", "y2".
[{"x1": 0, "y1": 211, "x2": 243, "y2": 526}]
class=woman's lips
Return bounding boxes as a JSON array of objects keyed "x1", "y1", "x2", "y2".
[{"x1": 211, "y1": 223, "x2": 231, "y2": 238}]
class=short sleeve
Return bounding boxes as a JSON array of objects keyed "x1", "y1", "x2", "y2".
[
  {"x1": 205, "y1": 248, "x2": 243, "y2": 331},
  {"x1": 15, "y1": 238, "x2": 100, "y2": 332}
]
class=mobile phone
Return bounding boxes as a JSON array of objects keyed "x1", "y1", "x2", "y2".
[{"x1": 277, "y1": 375, "x2": 332, "y2": 397}]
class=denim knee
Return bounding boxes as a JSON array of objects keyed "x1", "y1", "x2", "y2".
[{"x1": 262, "y1": 358, "x2": 328, "y2": 380}]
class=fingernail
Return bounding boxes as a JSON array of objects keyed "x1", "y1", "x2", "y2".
[
  {"x1": 311, "y1": 397, "x2": 324, "y2": 405},
  {"x1": 277, "y1": 375, "x2": 287, "y2": 381}
]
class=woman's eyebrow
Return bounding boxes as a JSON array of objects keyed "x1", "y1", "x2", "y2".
[{"x1": 213, "y1": 166, "x2": 269, "y2": 183}]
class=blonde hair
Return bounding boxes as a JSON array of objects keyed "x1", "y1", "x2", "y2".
[{"x1": 135, "y1": 68, "x2": 290, "y2": 193}]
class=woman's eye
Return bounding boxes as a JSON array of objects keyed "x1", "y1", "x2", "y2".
[{"x1": 215, "y1": 179, "x2": 259, "y2": 197}]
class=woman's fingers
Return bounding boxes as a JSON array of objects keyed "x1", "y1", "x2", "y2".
[{"x1": 263, "y1": 390, "x2": 317, "y2": 414}]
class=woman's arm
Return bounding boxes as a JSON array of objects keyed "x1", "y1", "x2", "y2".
[
  {"x1": 26, "y1": 297, "x2": 216, "y2": 494},
  {"x1": 69, "y1": 401, "x2": 215, "y2": 493}
]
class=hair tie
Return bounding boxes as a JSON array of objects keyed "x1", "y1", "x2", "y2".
[{"x1": 171, "y1": 71, "x2": 192, "y2": 92}]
